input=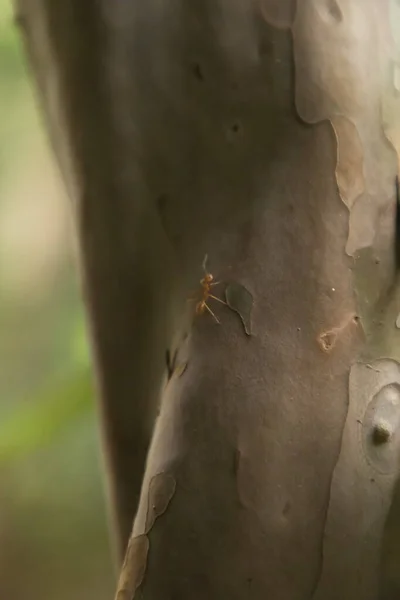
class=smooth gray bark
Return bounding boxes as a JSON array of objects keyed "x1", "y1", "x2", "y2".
[{"x1": 14, "y1": 0, "x2": 400, "y2": 598}]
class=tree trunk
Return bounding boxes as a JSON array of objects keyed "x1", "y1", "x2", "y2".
[{"x1": 14, "y1": 0, "x2": 400, "y2": 598}]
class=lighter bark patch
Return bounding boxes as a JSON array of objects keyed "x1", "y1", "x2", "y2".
[
  {"x1": 362, "y1": 383, "x2": 400, "y2": 473},
  {"x1": 381, "y1": 61, "x2": 400, "y2": 169},
  {"x1": 331, "y1": 116, "x2": 365, "y2": 211},
  {"x1": 345, "y1": 194, "x2": 382, "y2": 257},
  {"x1": 292, "y1": 1, "x2": 379, "y2": 123},
  {"x1": 145, "y1": 472, "x2": 176, "y2": 533},
  {"x1": 319, "y1": 0, "x2": 343, "y2": 23},
  {"x1": 115, "y1": 534, "x2": 149, "y2": 600},
  {"x1": 312, "y1": 360, "x2": 400, "y2": 598},
  {"x1": 258, "y1": 0, "x2": 297, "y2": 29},
  {"x1": 293, "y1": 0, "x2": 398, "y2": 350}
]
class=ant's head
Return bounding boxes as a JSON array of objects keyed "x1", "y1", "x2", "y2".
[{"x1": 204, "y1": 273, "x2": 214, "y2": 283}]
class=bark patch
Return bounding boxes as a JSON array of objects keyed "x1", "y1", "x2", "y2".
[
  {"x1": 225, "y1": 282, "x2": 253, "y2": 336},
  {"x1": 236, "y1": 451, "x2": 266, "y2": 512},
  {"x1": 362, "y1": 383, "x2": 400, "y2": 473},
  {"x1": 174, "y1": 362, "x2": 188, "y2": 378},
  {"x1": 145, "y1": 472, "x2": 176, "y2": 533},
  {"x1": 259, "y1": 0, "x2": 296, "y2": 29},
  {"x1": 293, "y1": 0, "x2": 398, "y2": 358},
  {"x1": 115, "y1": 534, "x2": 149, "y2": 600},
  {"x1": 331, "y1": 116, "x2": 365, "y2": 211},
  {"x1": 382, "y1": 61, "x2": 400, "y2": 167},
  {"x1": 292, "y1": 1, "x2": 379, "y2": 123},
  {"x1": 312, "y1": 360, "x2": 400, "y2": 598}
]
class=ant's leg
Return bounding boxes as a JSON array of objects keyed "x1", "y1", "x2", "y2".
[
  {"x1": 209, "y1": 294, "x2": 228, "y2": 305},
  {"x1": 209, "y1": 281, "x2": 221, "y2": 287},
  {"x1": 196, "y1": 301, "x2": 205, "y2": 315},
  {"x1": 204, "y1": 303, "x2": 221, "y2": 324}
]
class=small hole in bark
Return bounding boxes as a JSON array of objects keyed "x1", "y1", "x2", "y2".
[
  {"x1": 157, "y1": 193, "x2": 169, "y2": 212},
  {"x1": 372, "y1": 421, "x2": 393, "y2": 445},
  {"x1": 191, "y1": 62, "x2": 204, "y2": 81},
  {"x1": 317, "y1": 312, "x2": 357, "y2": 352},
  {"x1": 226, "y1": 121, "x2": 243, "y2": 144},
  {"x1": 230, "y1": 122, "x2": 241, "y2": 134},
  {"x1": 318, "y1": 331, "x2": 336, "y2": 352},
  {"x1": 258, "y1": 38, "x2": 274, "y2": 59}
]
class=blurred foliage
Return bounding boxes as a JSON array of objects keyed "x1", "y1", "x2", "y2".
[
  {"x1": 0, "y1": 2, "x2": 114, "y2": 599},
  {"x1": 0, "y1": 366, "x2": 92, "y2": 463},
  {"x1": 0, "y1": 2, "x2": 23, "y2": 79}
]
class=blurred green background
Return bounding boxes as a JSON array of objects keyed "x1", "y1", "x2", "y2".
[{"x1": 0, "y1": 1, "x2": 114, "y2": 598}]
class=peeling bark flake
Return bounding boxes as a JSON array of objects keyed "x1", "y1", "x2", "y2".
[
  {"x1": 382, "y1": 61, "x2": 400, "y2": 165},
  {"x1": 331, "y1": 116, "x2": 365, "y2": 210},
  {"x1": 174, "y1": 362, "x2": 188, "y2": 378},
  {"x1": 145, "y1": 472, "x2": 176, "y2": 533},
  {"x1": 312, "y1": 361, "x2": 400, "y2": 598},
  {"x1": 115, "y1": 534, "x2": 149, "y2": 600},
  {"x1": 323, "y1": 0, "x2": 343, "y2": 23},
  {"x1": 225, "y1": 283, "x2": 253, "y2": 336},
  {"x1": 292, "y1": 2, "x2": 380, "y2": 123},
  {"x1": 258, "y1": 0, "x2": 297, "y2": 30},
  {"x1": 166, "y1": 349, "x2": 176, "y2": 381},
  {"x1": 362, "y1": 382, "x2": 400, "y2": 473}
]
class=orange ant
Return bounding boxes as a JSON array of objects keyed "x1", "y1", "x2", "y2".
[{"x1": 191, "y1": 255, "x2": 227, "y2": 324}]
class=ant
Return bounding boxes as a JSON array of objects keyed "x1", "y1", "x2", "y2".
[{"x1": 191, "y1": 255, "x2": 227, "y2": 324}]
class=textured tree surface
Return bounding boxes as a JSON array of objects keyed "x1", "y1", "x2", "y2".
[{"x1": 14, "y1": 0, "x2": 400, "y2": 598}]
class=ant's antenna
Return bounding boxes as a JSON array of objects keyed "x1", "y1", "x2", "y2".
[{"x1": 202, "y1": 254, "x2": 209, "y2": 274}]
